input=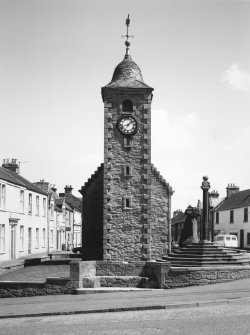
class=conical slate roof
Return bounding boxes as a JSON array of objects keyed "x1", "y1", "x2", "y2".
[{"x1": 104, "y1": 54, "x2": 152, "y2": 89}]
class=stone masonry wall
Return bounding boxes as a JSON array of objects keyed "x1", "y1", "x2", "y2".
[
  {"x1": 150, "y1": 168, "x2": 170, "y2": 260},
  {"x1": 163, "y1": 266, "x2": 250, "y2": 288},
  {"x1": 102, "y1": 88, "x2": 153, "y2": 261},
  {"x1": 0, "y1": 278, "x2": 75, "y2": 298}
]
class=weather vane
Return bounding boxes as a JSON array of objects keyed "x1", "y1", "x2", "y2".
[{"x1": 121, "y1": 14, "x2": 134, "y2": 57}]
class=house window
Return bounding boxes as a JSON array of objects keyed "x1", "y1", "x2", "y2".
[
  {"x1": 20, "y1": 226, "x2": 24, "y2": 250},
  {"x1": 244, "y1": 208, "x2": 248, "y2": 222},
  {"x1": 51, "y1": 204, "x2": 54, "y2": 219},
  {"x1": 122, "y1": 99, "x2": 133, "y2": 113},
  {"x1": 50, "y1": 230, "x2": 53, "y2": 246},
  {"x1": 42, "y1": 228, "x2": 46, "y2": 247},
  {"x1": 36, "y1": 228, "x2": 39, "y2": 248},
  {"x1": 0, "y1": 184, "x2": 6, "y2": 209},
  {"x1": 36, "y1": 196, "x2": 39, "y2": 216},
  {"x1": 247, "y1": 233, "x2": 250, "y2": 245},
  {"x1": 20, "y1": 190, "x2": 24, "y2": 212},
  {"x1": 230, "y1": 210, "x2": 234, "y2": 223},
  {"x1": 43, "y1": 198, "x2": 46, "y2": 217},
  {"x1": 0, "y1": 224, "x2": 5, "y2": 252},
  {"x1": 28, "y1": 194, "x2": 32, "y2": 214},
  {"x1": 215, "y1": 212, "x2": 219, "y2": 224}
]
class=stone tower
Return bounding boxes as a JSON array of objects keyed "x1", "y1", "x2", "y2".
[{"x1": 80, "y1": 17, "x2": 173, "y2": 262}]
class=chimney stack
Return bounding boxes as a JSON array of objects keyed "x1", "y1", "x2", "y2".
[
  {"x1": 209, "y1": 190, "x2": 219, "y2": 199},
  {"x1": 64, "y1": 185, "x2": 73, "y2": 195},
  {"x1": 2, "y1": 158, "x2": 19, "y2": 174},
  {"x1": 34, "y1": 179, "x2": 50, "y2": 193},
  {"x1": 226, "y1": 183, "x2": 240, "y2": 198}
]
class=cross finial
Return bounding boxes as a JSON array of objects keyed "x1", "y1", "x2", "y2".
[{"x1": 122, "y1": 14, "x2": 134, "y2": 58}]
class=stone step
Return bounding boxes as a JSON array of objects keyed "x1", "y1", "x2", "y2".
[
  {"x1": 164, "y1": 253, "x2": 247, "y2": 260},
  {"x1": 164, "y1": 259, "x2": 249, "y2": 266},
  {"x1": 164, "y1": 255, "x2": 249, "y2": 262}
]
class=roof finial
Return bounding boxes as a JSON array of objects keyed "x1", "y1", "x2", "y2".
[{"x1": 122, "y1": 14, "x2": 134, "y2": 58}]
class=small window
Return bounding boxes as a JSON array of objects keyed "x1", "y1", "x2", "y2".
[
  {"x1": 232, "y1": 236, "x2": 236, "y2": 240},
  {"x1": 0, "y1": 224, "x2": 5, "y2": 252},
  {"x1": 247, "y1": 233, "x2": 250, "y2": 245},
  {"x1": 1, "y1": 185, "x2": 6, "y2": 209},
  {"x1": 43, "y1": 198, "x2": 46, "y2": 217},
  {"x1": 124, "y1": 166, "x2": 132, "y2": 176},
  {"x1": 50, "y1": 230, "x2": 53, "y2": 246},
  {"x1": 42, "y1": 228, "x2": 46, "y2": 247},
  {"x1": 36, "y1": 196, "x2": 39, "y2": 216},
  {"x1": 28, "y1": 194, "x2": 32, "y2": 214},
  {"x1": 51, "y1": 204, "x2": 54, "y2": 219},
  {"x1": 215, "y1": 212, "x2": 219, "y2": 224},
  {"x1": 124, "y1": 196, "x2": 132, "y2": 208},
  {"x1": 124, "y1": 137, "x2": 133, "y2": 148},
  {"x1": 36, "y1": 228, "x2": 39, "y2": 248},
  {"x1": 122, "y1": 100, "x2": 133, "y2": 113},
  {"x1": 226, "y1": 236, "x2": 230, "y2": 240},
  {"x1": 230, "y1": 210, "x2": 234, "y2": 223},
  {"x1": 20, "y1": 226, "x2": 24, "y2": 250},
  {"x1": 20, "y1": 190, "x2": 24, "y2": 212},
  {"x1": 244, "y1": 208, "x2": 248, "y2": 222}
]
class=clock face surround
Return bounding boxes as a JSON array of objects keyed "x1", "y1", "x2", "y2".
[{"x1": 117, "y1": 115, "x2": 137, "y2": 136}]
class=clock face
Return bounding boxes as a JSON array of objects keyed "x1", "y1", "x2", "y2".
[{"x1": 117, "y1": 115, "x2": 137, "y2": 135}]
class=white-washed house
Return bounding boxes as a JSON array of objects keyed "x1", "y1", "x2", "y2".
[
  {"x1": 213, "y1": 184, "x2": 250, "y2": 249},
  {"x1": 0, "y1": 159, "x2": 48, "y2": 261}
]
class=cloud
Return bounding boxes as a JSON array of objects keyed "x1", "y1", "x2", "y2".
[
  {"x1": 221, "y1": 64, "x2": 250, "y2": 92},
  {"x1": 152, "y1": 109, "x2": 198, "y2": 150}
]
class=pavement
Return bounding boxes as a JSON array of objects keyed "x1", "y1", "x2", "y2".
[{"x1": 0, "y1": 277, "x2": 250, "y2": 319}]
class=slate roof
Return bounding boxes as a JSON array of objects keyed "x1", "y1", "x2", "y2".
[
  {"x1": 103, "y1": 54, "x2": 153, "y2": 89},
  {"x1": 171, "y1": 212, "x2": 186, "y2": 225},
  {"x1": 215, "y1": 189, "x2": 250, "y2": 211},
  {"x1": 0, "y1": 167, "x2": 47, "y2": 196},
  {"x1": 65, "y1": 193, "x2": 82, "y2": 212}
]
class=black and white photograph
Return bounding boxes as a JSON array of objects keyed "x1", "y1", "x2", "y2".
[{"x1": 0, "y1": 0, "x2": 250, "y2": 334}]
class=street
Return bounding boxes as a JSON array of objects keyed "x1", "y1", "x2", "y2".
[{"x1": 0, "y1": 300, "x2": 250, "y2": 335}]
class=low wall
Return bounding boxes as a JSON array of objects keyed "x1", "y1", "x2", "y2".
[
  {"x1": 0, "y1": 278, "x2": 74, "y2": 298},
  {"x1": 70, "y1": 261, "x2": 170, "y2": 289},
  {"x1": 163, "y1": 266, "x2": 250, "y2": 288},
  {"x1": 1, "y1": 263, "x2": 250, "y2": 298}
]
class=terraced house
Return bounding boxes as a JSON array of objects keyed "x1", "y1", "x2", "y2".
[{"x1": 0, "y1": 159, "x2": 48, "y2": 261}]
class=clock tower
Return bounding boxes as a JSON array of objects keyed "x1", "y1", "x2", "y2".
[{"x1": 81, "y1": 16, "x2": 173, "y2": 262}]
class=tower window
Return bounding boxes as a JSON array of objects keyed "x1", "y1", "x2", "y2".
[
  {"x1": 124, "y1": 196, "x2": 132, "y2": 209},
  {"x1": 124, "y1": 137, "x2": 133, "y2": 148},
  {"x1": 124, "y1": 166, "x2": 132, "y2": 176},
  {"x1": 122, "y1": 100, "x2": 133, "y2": 113}
]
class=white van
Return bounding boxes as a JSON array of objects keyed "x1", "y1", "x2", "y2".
[{"x1": 214, "y1": 234, "x2": 238, "y2": 248}]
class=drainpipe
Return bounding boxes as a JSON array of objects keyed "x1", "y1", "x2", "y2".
[
  {"x1": 47, "y1": 195, "x2": 51, "y2": 254},
  {"x1": 168, "y1": 189, "x2": 172, "y2": 254}
]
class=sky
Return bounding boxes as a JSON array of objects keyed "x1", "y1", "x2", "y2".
[{"x1": 0, "y1": 0, "x2": 250, "y2": 212}]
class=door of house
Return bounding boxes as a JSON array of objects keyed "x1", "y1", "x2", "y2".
[
  {"x1": 240, "y1": 229, "x2": 244, "y2": 249},
  {"x1": 28, "y1": 228, "x2": 32, "y2": 254},
  {"x1": 10, "y1": 225, "x2": 16, "y2": 259}
]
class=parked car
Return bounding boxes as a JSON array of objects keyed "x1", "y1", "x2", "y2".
[{"x1": 214, "y1": 234, "x2": 238, "y2": 248}]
